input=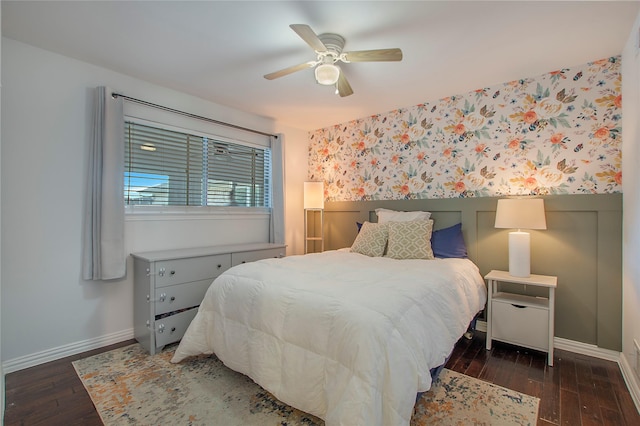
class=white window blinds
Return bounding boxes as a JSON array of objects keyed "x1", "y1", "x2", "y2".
[{"x1": 124, "y1": 121, "x2": 271, "y2": 207}]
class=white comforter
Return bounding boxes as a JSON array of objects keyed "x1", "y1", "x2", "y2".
[{"x1": 171, "y1": 250, "x2": 486, "y2": 426}]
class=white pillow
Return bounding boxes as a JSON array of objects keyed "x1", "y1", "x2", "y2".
[
  {"x1": 386, "y1": 220, "x2": 435, "y2": 260},
  {"x1": 375, "y1": 208, "x2": 431, "y2": 223},
  {"x1": 350, "y1": 222, "x2": 389, "y2": 257}
]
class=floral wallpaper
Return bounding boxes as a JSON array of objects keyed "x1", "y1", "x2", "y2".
[{"x1": 308, "y1": 56, "x2": 622, "y2": 201}]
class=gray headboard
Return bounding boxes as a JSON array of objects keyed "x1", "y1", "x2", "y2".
[{"x1": 320, "y1": 193, "x2": 622, "y2": 351}]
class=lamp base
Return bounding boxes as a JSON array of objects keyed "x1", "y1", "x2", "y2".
[{"x1": 508, "y1": 231, "x2": 531, "y2": 278}]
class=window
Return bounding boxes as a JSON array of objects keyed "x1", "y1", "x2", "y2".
[{"x1": 124, "y1": 121, "x2": 271, "y2": 208}]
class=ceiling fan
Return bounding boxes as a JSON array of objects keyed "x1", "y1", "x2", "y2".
[{"x1": 264, "y1": 24, "x2": 403, "y2": 97}]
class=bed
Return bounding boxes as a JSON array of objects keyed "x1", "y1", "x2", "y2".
[{"x1": 171, "y1": 215, "x2": 487, "y2": 426}]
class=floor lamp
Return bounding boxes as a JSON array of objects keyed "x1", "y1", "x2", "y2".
[
  {"x1": 494, "y1": 198, "x2": 547, "y2": 277},
  {"x1": 304, "y1": 182, "x2": 324, "y2": 254}
]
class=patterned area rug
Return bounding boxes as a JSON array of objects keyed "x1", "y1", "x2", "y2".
[{"x1": 73, "y1": 343, "x2": 539, "y2": 425}]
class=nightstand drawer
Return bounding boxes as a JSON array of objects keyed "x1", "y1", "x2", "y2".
[
  {"x1": 155, "y1": 307, "x2": 199, "y2": 348},
  {"x1": 155, "y1": 254, "x2": 231, "y2": 288},
  {"x1": 492, "y1": 299, "x2": 549, "y2": 351},
  {"x1": 155, "y1": 279, "x2": 211, "y2": 316},
  {"x1": 231, "y1": 248, "x2": 285, "y2": 266}
]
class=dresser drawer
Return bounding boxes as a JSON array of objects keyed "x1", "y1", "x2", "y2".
[
  {"x1": 155, "y1": 279, "x2": 211, "y2": 316},
  {"x1": 231, "y1": 248, "x2": 285, "y2": 266},
  {"x1": 155, "y1": 307, "x2": 199, "y2": 348},
  {"x1": 155, "y1": 254, "x2": 231, "y2": 288},
  {"x1": 492, "y1": 299, "x2": 549, "y2": 351}
]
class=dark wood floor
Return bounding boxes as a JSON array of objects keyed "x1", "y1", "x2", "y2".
[{"x1": 4, "y1": 332, "x2": 640, "y2": 425}]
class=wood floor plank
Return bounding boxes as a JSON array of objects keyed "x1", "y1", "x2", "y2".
[
  {"x1": 559, "y1": 355, "x2": 578, "y2": 393},
  {"x1": 577, "y1": 382, "x2": 604, "y2": 426},
  {"x1": 614, "y1": 384, "x2": 640, "y2": 426},
  {"x1": 561, "y1": 388, "x2": 582, "y2": 425},
  {"x1": 593, "y1": 376, "x2": 622, "y2": 413},
  {"x1": 600, "y1": 407, "x2": 624, "y2": 426},
  {"x1": 528, "y1": 352, "x2": 547, "y2": 382},
  {"x1": 539, "y1": 363, "x2": 561, "y2": 424},
  {"x1": 464, "y1": 349, "x2": 487, "y2": 378}
]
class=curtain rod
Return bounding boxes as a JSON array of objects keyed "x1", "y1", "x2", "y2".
[{"x1": 111, "y1": 93, "x2": 277, "y2": 138}]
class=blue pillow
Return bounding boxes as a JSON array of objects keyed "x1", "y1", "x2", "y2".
[{"x1": 431, "y1": 223, "x2": 468, "y2": 258}]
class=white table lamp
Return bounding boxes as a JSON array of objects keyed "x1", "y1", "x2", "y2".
[{"x1": 494, "y1": 198, "x2": 547, "y2": 277}]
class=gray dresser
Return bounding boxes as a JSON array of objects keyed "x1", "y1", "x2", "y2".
[{"x1": 132, "y1": 243, "x2": 286, "y2": 354}]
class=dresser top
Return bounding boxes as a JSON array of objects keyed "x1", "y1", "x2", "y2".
[{"x1": 131, "y1": 242, "x2": 286, "y2": 262}]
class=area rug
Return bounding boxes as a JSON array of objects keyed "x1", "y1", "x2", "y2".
[{"x1": 73, "y1": 343, "x2": 539, "y2": 425}]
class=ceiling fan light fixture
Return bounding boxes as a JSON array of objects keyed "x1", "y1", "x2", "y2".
[{"x1": 315, "y1": 63, "x2": 340, "y2": 86}]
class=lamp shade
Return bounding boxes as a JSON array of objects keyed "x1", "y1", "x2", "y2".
[
  {"x1": 315, "y1": 64, "x2": 340, "y2": 86},
  {"x1": 304, "y1": 182, "x2": 324, "y2": 209},
  {"x1": 495, "y1": 198, "x2": 546, "y2": 230}
]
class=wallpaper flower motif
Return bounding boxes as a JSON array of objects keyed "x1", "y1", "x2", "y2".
[{"x1": 308, "y1": 56, "x2": 622, "y2": 201}]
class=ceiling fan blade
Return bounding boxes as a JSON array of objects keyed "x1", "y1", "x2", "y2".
[
  {"x1": 342, "y1": 48, "x2": 403, "y2": 62},
  {"x1": 337, "y1": 71, "x2": 354, "y2": 97},
  {"x1": 290, "y1": 24, "x2": 328, "y2": 52},
  {"x1": 264, "y1": 61, "x2": 315, "y2": 80}
]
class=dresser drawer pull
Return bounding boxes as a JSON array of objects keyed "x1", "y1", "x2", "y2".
[
  {"x1": 170, "y1": 270, "x2": 176, "y2": 275},
  {"x1": 217, "y1": 264, "x2": 222, "y2": 269},
  {"x1": 170, "y1": 296, "x2": 176, "y2": 302},
  {"x1": 511, "y1": 304, "x2": 527, "y2": 309}
]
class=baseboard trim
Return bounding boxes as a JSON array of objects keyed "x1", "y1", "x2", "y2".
[
  {"x1": 553, "y1": 336, "x2": 621, "y2": 362},
  {"x1": 2, "y1": 328, "x2": 134, "y2": 374},
  {"x1": 619, "y1": 353, "x2": 640, "y2": 412}
]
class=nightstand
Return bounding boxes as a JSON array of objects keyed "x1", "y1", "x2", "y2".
[{"x1": 485, "y1": 270, "x2": 557, "y2": 366}]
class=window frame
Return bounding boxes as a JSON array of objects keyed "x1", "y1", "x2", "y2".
[{"x1": 123, "y1": 116, "x2": 272, "y2": 217}]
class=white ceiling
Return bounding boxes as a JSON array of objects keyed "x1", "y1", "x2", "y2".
[{"x1": 3, "y1": 1, "x2": 639, "y2": 131}]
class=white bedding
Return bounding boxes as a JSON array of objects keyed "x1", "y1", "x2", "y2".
[{"x1": 171, "y1": 250, "x2": 487, "y2": 426}]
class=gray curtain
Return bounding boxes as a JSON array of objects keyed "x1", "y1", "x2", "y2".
[
  {"x1": 270, "y1": 134, "x2": 285, "y2": 244},
  {"x1": 82, "y1": 86, "x2": 126, "y2": 280}
]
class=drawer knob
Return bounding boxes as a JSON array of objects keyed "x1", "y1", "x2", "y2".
[
  {"x1": 171, "y1": 327, "x2": 176, "y2": 333},
  {"x1": 170, "y1": 270, "x2": 176, "y2": 275},
  {"x1": 170, "y1": 296, "x2": 176, "y2": 302},
  {"x1": 217, "y1": 264, "x2": 222, "y2": 269}
]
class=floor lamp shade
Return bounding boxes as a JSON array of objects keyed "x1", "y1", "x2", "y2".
[
  {"x1": 304, "y1": 182, "x2": 324, "y2": 209},
  {"x1": 495, "y1": 198, "x2": 547, "y2": 277}
]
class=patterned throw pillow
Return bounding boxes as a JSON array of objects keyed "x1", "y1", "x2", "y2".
[
  {"x1": 350, "y1": 222, "x2": 389, "y2": 257},
  {"x1": 386, "y1": 220, "x2": 435, "y2": 260}
]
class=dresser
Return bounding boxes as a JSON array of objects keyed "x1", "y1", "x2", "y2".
[{"x1": 132, "y1": 243, "x2": 286, "y2": 355}]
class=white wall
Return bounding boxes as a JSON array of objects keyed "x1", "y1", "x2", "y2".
[
  {"x1": 0, "y1": 5, "x2": 5, "y2": 419},
  {"x1": 276, "y1": 124, "x2": 308, "y2": 256},
  {"x1": 621, "y1": 10, "x2": 640, "y2": 407},
  {"x1": 0, "y1": 37, "x2": 307, "y2": 367}
]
